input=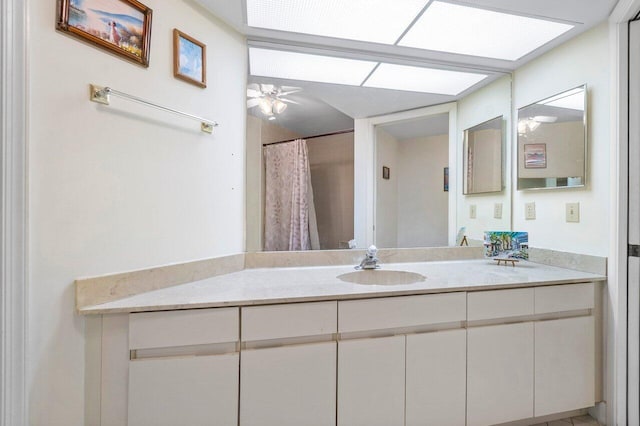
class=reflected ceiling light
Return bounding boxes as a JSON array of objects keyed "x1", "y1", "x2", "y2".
[
  {"x1": 541, "y1": 88, "x2": 585, "y2": 110},
  {"x1": 363, "y1": 63, "x2": 487, "y2": 96},
  {"x1": 533, "y1": 116, "x2": 558, "y2": 123},
  {"x1": 249, "y1": 48, "x2": 377, "y2": 86},
  {"x1": 246, "y1": 0, "x2": 427, "y2": 45},
  {"x1": 398, "y1": 1, "x2": 574, "y2": 61}
]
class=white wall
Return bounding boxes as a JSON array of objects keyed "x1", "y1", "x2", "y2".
[
  {"x1": 27, "y1": 1, "x2": 247, "y2": 424},
  {"x1": 512, "y1": 22, "x2": 610, "y2": 256},
  {"x1": 457, "y1": 75, "x2": 512, "y2": 241},
  {"x1": 375, "y1": 128, "x2": 399, "y2": 248},
  {"x1": 397, "y1": 134, "x2": 449, "y2": 247}
]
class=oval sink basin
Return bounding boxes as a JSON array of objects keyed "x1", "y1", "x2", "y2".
[{"x1": 337, "y1": 270, "x2": 426, "y2": 286}]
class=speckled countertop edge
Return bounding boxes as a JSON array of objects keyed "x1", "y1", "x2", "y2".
[{"x1": 78, "y1": 259, "x2": 606, "y2": 315}]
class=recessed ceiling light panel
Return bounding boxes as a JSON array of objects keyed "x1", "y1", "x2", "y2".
[
  {"x1": 398, "y1": 1, "x2": 574, "y2": 61},
  {"x1": 246, "y1": 0, "x2": 427, "y2": 44},
  {"x1": 364, "y1": 63, "x2": 487, "y2": 96},
  {"x1": 249, "y1": 48, "x2": 377, "y2": 85}
]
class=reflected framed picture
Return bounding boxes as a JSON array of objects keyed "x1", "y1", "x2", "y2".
[
  {"x1": 173, "y1": 29, "x2": 206, "y2": 88},
  {"x1": 382, "y1": 166, "x2": 390, "y2": 180},
  {"x1": 444, "y1": 167, "x2": 449, "y2": 191},
  {"x1": 524, "y1": 143, "x2": 547, "y2": 169},
  {"x1": 57, "y1": 0, "x2": 153, "y2": 67}
]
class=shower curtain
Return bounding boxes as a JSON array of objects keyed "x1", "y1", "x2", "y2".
[{"x1": 263, "y1": 139, "x2": 320, "y2": 251}]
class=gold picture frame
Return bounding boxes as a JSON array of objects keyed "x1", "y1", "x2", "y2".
[
  {"x1": 173, "y1": 29, "x2": 207, "y2": 88},
  {"x1": 57, "y1": 0, "x2": 153, "y2": 67}
]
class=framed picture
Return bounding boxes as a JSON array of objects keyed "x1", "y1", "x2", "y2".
[
  {"x1": 57, "y1": 0, "x2": 153, "y2": 67},
  {"x1": 382, "y1": 166, "x2": 390, "y2": 180},
  {"x1": 444, "y1": 166, "x2": 449, "y2": 191},
  {"x1": 524, "y1": 143, "x2": 547, "y2": 168},
  {"x1": 173, "y1": 29, "x2": 207, "y2": 88}
]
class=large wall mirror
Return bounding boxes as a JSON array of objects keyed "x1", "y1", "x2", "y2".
[
  {"x1": 245, "y1": 67, "x2": 512, "y2": 251},
  {"x1": 517, "y1": 85, "x2": 587, "y2": 190},
  {"x1": 463, "y1": 116, "x2": 504, "y2": 195}
]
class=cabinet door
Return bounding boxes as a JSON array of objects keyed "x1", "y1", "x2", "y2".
[
  {"x1": 338, "y1": 335, "x2": 405, "y2": 426},
  {"x1": 240, "y1": 342, "x2": 336, "y2": 426},
  {"x1": 467, "y1": 322, "x2": 534, "y2": 426},
  {"x1": 406, "y1": 329, "x2": 466, "y2": 426},
  {"x1": 128, "y1": 353, "x2": 238, "y2": 426},
  {"x1": 535, "y1": 316, "x2": 595, "y2": 416}
]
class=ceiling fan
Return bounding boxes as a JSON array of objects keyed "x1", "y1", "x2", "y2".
[{"x1": 247, "y1": 83, "x2": 301, "y2": 119}]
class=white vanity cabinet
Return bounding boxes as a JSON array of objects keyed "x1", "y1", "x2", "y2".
[
  {"x1": 466, "y1": 283, "x2": 597, "y2": 426},
  {"x1": 337, "y1": 293, "x2": 467, "y2": 426},
  {"x1": 534, "y1": 283, "x2": 596, "y2": 417},
  {"x1": 127, "y1": 308, "x2": 240, "y2": 426},
  {"x1": 240, "y1": 301, "x2": 337, "y2": 426}
]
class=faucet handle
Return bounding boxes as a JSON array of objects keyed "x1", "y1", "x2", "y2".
[{"x1": 367, "y1": 245, "x2": 378, "y2": 257}]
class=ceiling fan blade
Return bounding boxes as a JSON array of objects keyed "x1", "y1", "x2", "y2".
[
  {"x1": 247, "y1": 88, "x2": 262, "y2": 98},
  {"x1": 261, "y1": 84, "x2": 275, "y2": 93},
  {"x1": 280, "y1": 85, "x2": 302, "y2": 92},
  {"x1": 280, "y1": 98, "x2": 300, "y2": 105},
  {"x1": 247, "y1": 98, "x2": 261, "y2": 108},
  {"x1": 279, "y1": 90, "x2": 302, "y2": 96},
  {"x1": 247, "y1": 83, "x2": 261, "y2": 92}
]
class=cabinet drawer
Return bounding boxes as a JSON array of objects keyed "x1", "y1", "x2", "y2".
[
  {"x1": 338, "y1": 293, "x2": 466, "y2": 333},
  {"x1": 129, "y1": 307, "x2": 238, "y2": 350},
  {"x1": 535, "y1": 282, "x2": 594, "y2": 314},
  {"x1": 242, "y1": 301, "x2": 337, "y2": 342},
  {"x1": 467, "y1": 288, "x2": 534, "y2": 321}
]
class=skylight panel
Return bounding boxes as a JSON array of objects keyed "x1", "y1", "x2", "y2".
[
  {"x1": 249, "y1": 48, "x2": 377, "y2": 86},
  {"x1": 398, "y1": 1, "x2": 574, "y2": 61},
  {"x1": 364, "y1": 63, "x2": 487, "y2": 96},
  {"x1": 246, "y1": 0, "x2": 428, "y2": 45}
]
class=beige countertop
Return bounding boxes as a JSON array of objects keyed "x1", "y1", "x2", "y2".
[{"x1": 78, "y1": 259, "x2": 606, "y2": 315}]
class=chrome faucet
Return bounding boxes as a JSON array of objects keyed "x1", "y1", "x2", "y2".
[{"x1": 356, "y1": 245, "x2": 380, "y2": 270}]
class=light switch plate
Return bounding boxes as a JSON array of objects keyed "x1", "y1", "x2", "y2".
[
  {"x1": 566, "y1": 202, "x2": 580, "y2": 222},
  {"x1": 494, "y1": 203, "x2": 503, "y2": 219},
  {"x1": 470, "y1": 204, "x2": 477, "y2": 219},
  {"x1": 525, "y1": 202, "x2": 536, "y2": 220}
]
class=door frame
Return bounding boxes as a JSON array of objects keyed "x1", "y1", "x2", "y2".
[
  {"x1": 0, "y1": 0, "x2": 28, "y2": 425},
  {"x1": 610, "y1": 1, "x2": 640, "y2": 425},
  {"x1": 354, "y1": 102, "x2": 458, "y2": 248}
]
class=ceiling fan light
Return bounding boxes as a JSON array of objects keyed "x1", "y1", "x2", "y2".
[
  {"x1": 258, "y1": 97, "x2": 273, "y2": 114},
  {"x1": 273, "y1": 99, "x2": 287, "y2": 114}
]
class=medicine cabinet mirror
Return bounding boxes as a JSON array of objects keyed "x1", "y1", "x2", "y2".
[
  {"x1": 517, "y1": 85, "x2": 587, "y2": 190},
  {"x1": 463, "y1": 116, "x2": 504, "y2": 195}
]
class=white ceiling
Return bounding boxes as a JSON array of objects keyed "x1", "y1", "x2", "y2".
[
  {"x1": 200, "y1": 0, "x2": 617, "y2": 136},
  {"x1": 378, "y1": 113, "x2": 450, "y2": 140}
]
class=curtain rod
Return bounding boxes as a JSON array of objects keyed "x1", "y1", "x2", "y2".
[{"x1": 263, "y1": 129, "x2": 354, "y2": 146}]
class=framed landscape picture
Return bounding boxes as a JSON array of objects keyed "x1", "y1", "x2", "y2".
[
  {"x1": 524, "y1": 143, "x2": 547, "y2": 169},
  {"x1": 57, "y1": 0, "x2": 152, "y2": 67},
  {"x1": 173, "y1": 29, "x2": 207, "y2": 88}
]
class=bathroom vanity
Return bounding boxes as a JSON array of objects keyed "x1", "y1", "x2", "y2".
[{"x1": 79, "y1": 258, "x2": 605, "y2": 426}]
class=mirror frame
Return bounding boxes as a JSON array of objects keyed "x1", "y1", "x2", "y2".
[
  {"x1": 516, "y1": 84, "x2": 587, "y2": 191},
  {"x1": 462, "y1": 115, "x2": 505, "y2": 195}
]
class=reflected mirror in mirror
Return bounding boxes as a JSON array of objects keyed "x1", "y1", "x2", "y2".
[
  {"x1": 517, "y1": 85, "x2": 586, "y2": 190},
  {"x1": 463, "y1": 116, "x2": 504, "y2": 194},
  {"x1": 375, "y1": 113, "x2": 450, "y2": 248}
]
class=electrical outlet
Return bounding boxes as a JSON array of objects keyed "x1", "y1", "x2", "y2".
[
  {"x1": 469, "y1": 204, "x2": 477, "y2": 219},
  {"x1": 525, "y1": 202, "x2": 536, "y2": 220},
  {"x1": 566, "y1": 202, "x2": 580, "y2": 222},
  {"x1": 494, "y1": 203, "x2": 503, "y2": 219}
]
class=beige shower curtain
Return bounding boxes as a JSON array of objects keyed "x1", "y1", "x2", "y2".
[{"x1": 263, "y1": 139, "x2": 320, "y2": 251}]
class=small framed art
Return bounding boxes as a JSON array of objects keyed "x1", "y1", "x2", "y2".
[
  {"x1": 382, "y1": 166, "x2": 390, "y2": 180},
  {"x1": 173, "y1": 29, "x2": 206, "y2": 88}
]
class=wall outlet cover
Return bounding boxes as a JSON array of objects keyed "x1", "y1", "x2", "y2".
[
  {"x1": 494, "y1": 203, "x2": 503, "y2": 219},
  {"x1": 470, "y1": 204, "x2": 477, "y2": 219},
  {"x1": 525, "y1": 202, "x2": 536, "y2": 220}
]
